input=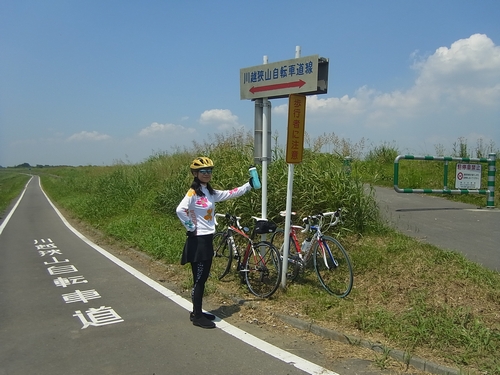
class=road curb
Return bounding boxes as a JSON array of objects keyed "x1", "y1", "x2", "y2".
[{"x1": 276, "y1": 314, "x2": 461, "y2": 375}]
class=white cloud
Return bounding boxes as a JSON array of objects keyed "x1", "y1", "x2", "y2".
[
  {"x1": 66, "y1": 131, "x2": 111, "y2": 142},
  {"x1": 275, "y1": 94, "x2": 365, "y2": 118},
  {"x1": 138, "y1": 122, "x2": 195, "y2": 137},
  {"x1": 199, "y1": 109, "x2": 240, "y2": 130},
  {"x1": 271, "y1": 34, "x2": 500, "y2": 151},
  {"x1": 414, "y1": 34, "x2": 500, "y2": 85},
  {"x1": 411, "y1": 33, "x2": 500, "y2": 107}
]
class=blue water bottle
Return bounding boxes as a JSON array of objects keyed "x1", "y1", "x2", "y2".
[{"x1": 249, "y1": 166, "x2": 261, "y2": 189}]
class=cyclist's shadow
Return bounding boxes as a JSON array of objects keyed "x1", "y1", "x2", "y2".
[
  {"x1": 209, "y1": 295, "x2": 270, "y2": 320},
  {"x1": 209, "y1": 300, "x2": 242, "y2": 320}
]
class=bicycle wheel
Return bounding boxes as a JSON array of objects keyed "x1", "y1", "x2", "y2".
[
  {"x1": 244, "y1": 241, "x2": 282, "y2": 298},
  {"x1": 211, "y1": 231, "x2": 232, "y2": 280},
  {"x1": 270, "y1": 229, "x2": 301, "y2": 281},
  {"x1": 313, "y1": 236, "x2": 353, "y2": 298}
]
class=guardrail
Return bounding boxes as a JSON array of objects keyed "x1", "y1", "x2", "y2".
[{"x1": 393, "y1": 153, "x2": 497, "y2": 208}]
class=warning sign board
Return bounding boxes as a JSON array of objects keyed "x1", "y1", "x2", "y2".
[
  {"x1": 455, "y1": 163, "x2": 482, "y2": 189},
  {"x1": 286, "y1": 94, "x2": 306, "y2": 164}
]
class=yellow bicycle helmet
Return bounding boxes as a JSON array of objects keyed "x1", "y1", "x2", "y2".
[{"x1": 190, "y1": 156, "x2": 214, "y2": 170}]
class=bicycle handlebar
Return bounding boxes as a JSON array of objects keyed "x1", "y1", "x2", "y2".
[
  {"x1": 275, "y1": 209, "x2": 342, "y2": 233},
  {"x1": 216, "y1": 212, "x2": 276, "y2": 236},
  {"x1": 215, "y1": 213, "x2": 241, "y2": 220},
  {"x1": 280, "y1": 208, "x2": 342, "y2": 233},
  {"x1": 301, "y1": 209, "x2": 342, "y2": 233},
  {"x1": 215, "y1": 213, "x2": 243, "y2": 230}
]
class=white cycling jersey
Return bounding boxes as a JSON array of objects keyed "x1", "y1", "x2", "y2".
[{"x1": 176, "y1": 182, "x2": 252, "y2": 236}]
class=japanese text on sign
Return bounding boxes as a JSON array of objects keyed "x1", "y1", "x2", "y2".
[
  {"x1": 240, "y1": 55, "x2": 320, "y2": 100},
  {"x1": 242, "y1": 60, "x2": 314, "y2": 85},
  {"x1": 286, "y1": 94, "x2": 306, "y2": 164},
  {"x1": 455, "y1": 163, "x2": 482, "y2": 189}
]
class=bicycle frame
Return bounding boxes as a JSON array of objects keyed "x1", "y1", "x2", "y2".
[
  {"x1": 227, "y1": 225, "x2": 249, "y2": 257},
  {"x1": 287, "y1": 226, "x2": 304, "y2": 260},
  {"x1": 214, "y1": 213, "x2": 283, "y2": 298},
  {"x1": 273, "y1": 209, "x2": 352, "y2": 297},
  {"x1": 217, "y1": 214, "x2": 270, "y2": 273},
  {"x1": 315, "y1": 232, "x2": 339, "y2": 269},
  {"x1": 305, "y1": 212, "x2": 340, "y2": 269},
  {"x1": 276, "y1": 210, "x2": 343, "y2": 271}
]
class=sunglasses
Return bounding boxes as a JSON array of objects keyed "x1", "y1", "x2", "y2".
[{"x1": 198, "y1": 169, "x2": 213, "y2": 174}]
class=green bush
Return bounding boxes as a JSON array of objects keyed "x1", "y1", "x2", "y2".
[{"x1": 0, "y1": 172, "x2": 31, "y2": 212}]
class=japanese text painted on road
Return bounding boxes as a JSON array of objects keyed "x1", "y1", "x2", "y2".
[{"x1": 34, "y1": 238, "x2": 124, "y2": 329}]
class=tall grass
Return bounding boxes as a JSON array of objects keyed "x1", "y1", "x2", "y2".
[
  {"x1": 41, "y1": 130, "x2": 382, "y2": 261},
  {"x1": 0, "y1": 171, "x2": 31, "y2": 213}
]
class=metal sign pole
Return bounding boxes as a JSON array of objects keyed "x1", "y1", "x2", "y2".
[
  {"x1": 262, "y1": 56, "x2": 269, "y2": 225},
  {"x1": 281, "y1": 46, "x2": 302, "y2": 289}
]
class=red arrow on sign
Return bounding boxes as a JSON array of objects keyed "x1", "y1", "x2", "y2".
[{"x1": 249, "y1": 79, "x2": 306, "y2": 94}]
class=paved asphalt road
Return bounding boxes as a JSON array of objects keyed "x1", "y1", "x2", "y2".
[
  {"x1": 373, "y1": 186, "x2": 500, "y2": 272},
  {"x1": 0, "y1": 176, "x2": 339, "y2": 375}
]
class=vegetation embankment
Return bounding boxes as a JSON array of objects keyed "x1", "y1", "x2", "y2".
[
  {"x1": 8, "y1": 130, "x2": 500, "y2": 374},
  {"x1": 0, "y1": 171, "x2": 31, "y2": 215}
]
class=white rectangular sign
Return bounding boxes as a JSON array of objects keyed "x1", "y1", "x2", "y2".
[{"x1": 455, "y1": 163, "x2": 482, "y2": 189}]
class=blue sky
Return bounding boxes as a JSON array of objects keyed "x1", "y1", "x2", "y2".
[{"x1": 1, "y1": 0, "x2": 499, "y2": 166}]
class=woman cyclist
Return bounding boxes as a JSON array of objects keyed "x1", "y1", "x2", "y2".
[{"x1": 176, "y1": 157, "x2": 256, "y2": 329}]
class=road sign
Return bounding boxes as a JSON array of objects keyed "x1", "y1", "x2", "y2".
[
  {"x1": 286, "y1": 94, "x2": 306, "y2": 164},
  {"x1": 240, "y1": 55, "x2": 328, "y2": 100},
  {"x1": 455, "y1": 163, "x2": 482, "y2": 189}
]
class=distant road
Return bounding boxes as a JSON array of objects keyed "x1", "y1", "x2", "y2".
[{"x1": 373, "y1": 186, "x2": 500, "y2": 272}]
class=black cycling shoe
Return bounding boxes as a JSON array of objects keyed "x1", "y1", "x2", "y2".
[
  {"x1": 192, "y1": 315, "x2": 216, "y2": 329},
  {"x1": 190, "y1": 312, "x2": 216, "y2": 321}
]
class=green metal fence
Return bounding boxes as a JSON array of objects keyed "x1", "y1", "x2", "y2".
[{"x1": 393, "y1": 153, "x2": 497, "y2": 208}]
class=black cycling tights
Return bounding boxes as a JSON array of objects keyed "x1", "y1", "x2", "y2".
[{"x1": 190, "y1": 258, "x2": 212, "y2": 317}]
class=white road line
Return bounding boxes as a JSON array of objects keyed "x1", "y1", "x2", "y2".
[
  {"x1": 22, "y1": 176, "x2": 339, "y2": 375},
  {"x1": 464, "y1": 208, "x2": 500, "y2": 212},
  {"x1": 0, "y1": 175, "x2": 33, "y2": 235}
]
